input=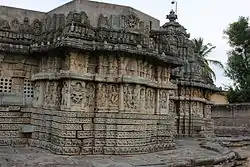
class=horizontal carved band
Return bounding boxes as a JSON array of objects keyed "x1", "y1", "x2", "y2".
[{"x1": 32, "y1": 72, "x2": 177, "y2": 90}]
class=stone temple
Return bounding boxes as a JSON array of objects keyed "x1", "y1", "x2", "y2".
[{"x1": 0, "y1": 0, "x2": 219, "y2": 155}]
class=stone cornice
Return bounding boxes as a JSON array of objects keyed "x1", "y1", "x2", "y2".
[
  {"x1": 31, "y1": 72, "x2": 178, "y2": 90},
  {"x1": 0, "y1": 23, "x2": 184, "y2": 67},
  {"x1": 174, "y1": 80, "x2": 220, "y2": 92},
  {"x1": 169, "y1": 95, "x2": 214, "y2": 104}
]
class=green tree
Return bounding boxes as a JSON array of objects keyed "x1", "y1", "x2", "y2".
[
  {"x1": 192, "y1": 37, "x2": 224, "y2": 80},
  {"x1": 224, "y1": 16, "x2": 250, "y2": 103}
]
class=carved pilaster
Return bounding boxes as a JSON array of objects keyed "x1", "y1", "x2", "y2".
[
  {"x1": 119, "y1": 84, "x2": 124, "y2": 112},
  {"x1": 155, "y1": 89, "x2": 160, "y2": 114},
  {"x1": 60, "y1": 80, "x2": 71, "y2": 110},
  {"x1": 157, "y1": 66, "x2": 161, "y2": 82},
  {"x1": 118, "y1": 57, "x2": 125, "y2": 76},
  {"x1": 139, "y1": 86, "x2": 145, "y2": 113},
  {"x1": 35, "y1": 81, "x2": 45, "y2": 107}
]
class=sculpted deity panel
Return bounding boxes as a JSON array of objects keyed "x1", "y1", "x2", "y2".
[
  {"x1": 123, "y1": 84, "x2": 140, "y2": 111},
  {"x1": 97, "y1": 83, "x2": 108, "y2": 108},
  {"x1": 70, "y1": 81, "x2": 86, "y2": 110},
  {"x1": 98, "y1": 14, "x2": 109, "y2": 28},
  {"x1": 160, "y1": 90, "x2": 168, "y2": 109},
  {"x1": 160, "y1": 67, "x2": 170, "y2": 83},
  {"x1": 108, "y1": 56, "x2": 119, "y2": 76},
  {"x1": 108, "y1": 84, "x2": 119, "y2": 108},
  {"x1": 66, "y1": 11, "x2": 90, "y2": 26},
  {"x1": 40, "y1": 55, "x2": 61, "y2": 73},
  {"x1": 145, "y1": 87, "x2": 155, "y2": 114},
  {"x1": 191, "y1": 102, "x2": 204, "y2": 118},
  {"x1": 86, "y1": 83, "x2": 96, "y2": 111},
  {"x1": 44, "y1": 81, "x2": 61, "y2": 107},
  {"x1": 69, "y1": 52, "x2": 88, "y2": 74},
  {"x1": 204, "y1": 105, "x2": 212, "y2": 119},
  {"x1": 119, "y1": 11, "x2": 140, "y2": 31},
  {"x1": 62, "y1": 80, "x2": 97, "y2": 111},
  {"x1": 97, "y1": 83, "x2": 119, "y2": 110},
  {"x1": 61, "y1": 81, "x2": 70, "y2": 108},
  {"x1": 125, "y1": 59, "x2": 137, "y2": 76},
  {"x1": 179, "y1": 101, "x2": 185, "y2": 116},
  {"x1": 137, "y1": 59, "x2": 156, "y2": 81},
  {"x1": 0, "y1": 17, "x2": 42, "y2": 35}
]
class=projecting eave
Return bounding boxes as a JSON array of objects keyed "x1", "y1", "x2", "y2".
[{"x1": 177, "y1": 80, "x2": 221, "y2": 92}]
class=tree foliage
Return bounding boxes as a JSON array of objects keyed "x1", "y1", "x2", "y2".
[
  {"x1": 224, "y1": 17, "x2": 250, "y2": 103},
  {"x1": 192, "y1": 37, "x2": 223, "y2": 80}
]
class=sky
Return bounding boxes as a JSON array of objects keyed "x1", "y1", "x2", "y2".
[{"x1": 1, "y1": 0, "x2": 250, "y2": 87}]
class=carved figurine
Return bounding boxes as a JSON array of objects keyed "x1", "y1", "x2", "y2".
[{"x1": 70, "y1": 81, "x2": 86, "y2": 105}]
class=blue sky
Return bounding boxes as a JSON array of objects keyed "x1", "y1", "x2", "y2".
[{"x1": 1, "y1": 0, "x2": 250, "y2": 87}]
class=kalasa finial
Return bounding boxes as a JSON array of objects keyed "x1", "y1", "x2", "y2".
[{"x1": 167, "y1": 9, "x2": 178, "y2": 22}]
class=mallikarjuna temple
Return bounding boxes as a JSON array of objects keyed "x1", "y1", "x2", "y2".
[{"x1": 0, "y1": 0, "x2": 220, "y2": 155}]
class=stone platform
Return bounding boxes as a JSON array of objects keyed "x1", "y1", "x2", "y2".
[{"x1": 0, "y1": 139, "x2": 248, "y2": 167}]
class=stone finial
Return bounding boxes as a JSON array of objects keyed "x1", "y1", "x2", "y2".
[{"x1": 166, "y1": 9, "x2": 177, "y2": 22}]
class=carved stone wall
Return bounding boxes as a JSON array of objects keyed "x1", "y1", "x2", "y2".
[
  {"x1": 170, "y1": 84, "x2": 214, "y2": 137},
  {"x1": 0, "y1": 1, "x2": 217, "y2": 155},
  {"x1": 26, "y1": 49, "x2": 177, "y2": 155},
  {"x1": 159, "y1": 10, "x2": 217, "y2": 138},
  {"x1": 212, "y1": 104, "x2": 250, "y2": 137},
  {"x1": 0, "y1": 53, "x2": 38, "y2": 146}
]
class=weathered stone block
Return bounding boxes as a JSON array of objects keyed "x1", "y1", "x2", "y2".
[
  {"x1": 77, "y1": 131, "x2": 93, "y2": 139},
  {"x1": 20, "y1": 124, "x2": 35, "y2": 133},
  {"x1": 51, "y1": 122, "x2": 82, "y2": 130},
  {"x1": 0, "y1": 93, "x2": 24, "y2": 106}
]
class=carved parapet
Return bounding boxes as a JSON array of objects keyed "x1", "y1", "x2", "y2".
[{"x1": 0, "y1": 11, "x2": 184, "y2": 68}]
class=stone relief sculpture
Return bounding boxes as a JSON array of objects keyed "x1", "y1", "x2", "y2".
[
  {"x1": 160, "y1": 90, "x2": 168, "y2": 109},
  {"x1": 108, "y1": 84, "x2": 119, "y2": 107},
  {"x1": 19, "y1": 17, "x2": 31, "y2": 33},
  {"x1": 61, "y1": 81, "x2": 69, "y2": 107},
  {"x1": 145, "y1": 88, "x2": 155, "y2": 111},
  {"x1": 97, "y1": 83, "x2": 108, "y2": 107},
  {"x1": 0, "y1": 19, "x2": 10, "y2": 30},
  {"x1": 31, "y1": 19, "x2": 43, "y2": 35},
  {"x1": 122, "y1": 12, "x2": 140, "y2": 30},
  {"x1": 66, "y1": 11, "x2": 90, "y2": 26},
  {"x1": 98, "y1": 14, "x2": 109, "y2": 28},
  {"x1": 86, "y1": 83, "x2": 95, "y2": 108},
  {"x1": 70, "y1": 81, "x2": 86, "y2": 108},
  {"x1": 11, "y1": 18, "x2": 20, "y2": 31},
  {"x1": 124, "y1": 84, "x2": 140, "y2": 110}
]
